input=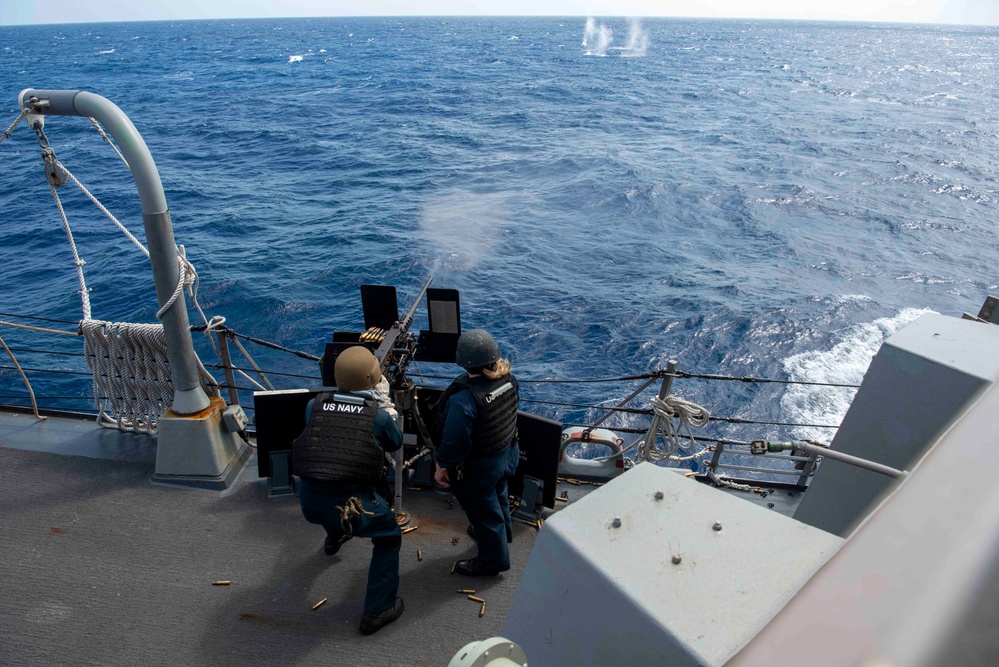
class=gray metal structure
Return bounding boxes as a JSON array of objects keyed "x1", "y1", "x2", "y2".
[
  {"x1": 502, "y1": 463, "x2": 843, "y2": 666},
  {"x1": 16, "y1": 89, "x2": 249, "y2": 489},
  {"x1": 793, "y1": 312, "x2": 999, "y2": 536},
  {"x1": 731, "y1": 366, "x2": 999, "y2": 667},
  {"x1": 18, "y1": 88, "x2": 208, "y2": 416}
]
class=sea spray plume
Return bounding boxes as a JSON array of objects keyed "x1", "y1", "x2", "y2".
[
  {"x1": 622, "y1": 19, "x2": 649, "y2": 57},
  {"x1": 418, "y1": 189, "x2": 512, "y2": 272},
  {"x1": 582, "y1": 17, "x2": 596, "y2": 48},
  {"x1": 582, "y1": 17, "x2": 613, "y2": 56}
]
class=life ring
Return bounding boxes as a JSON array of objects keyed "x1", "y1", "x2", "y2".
[{"x1": 559, "y1": 426, "x2": 627, "y2": 481}]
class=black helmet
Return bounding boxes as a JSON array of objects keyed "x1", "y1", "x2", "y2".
[
  {"x1": 334, "y1": 345, "x2": 382, "y2": 391},
  {"x1": 455, "y1": 329, "x2": 500, "y2": 370}
]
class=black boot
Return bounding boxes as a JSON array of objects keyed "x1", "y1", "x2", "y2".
[
  {"x1": 454, "y1": 558, "x2": 500, "y2": 577},
  {"x1": 324, "y1": 533, "x2": 352, "y2": 556},
  {"x1": 360, "y1": 598, "x2": 405, "y2": 635}
]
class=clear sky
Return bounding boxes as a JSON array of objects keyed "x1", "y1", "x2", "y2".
[{"x1": 2, "y1": 0, "x2": 998, "y2": 27}]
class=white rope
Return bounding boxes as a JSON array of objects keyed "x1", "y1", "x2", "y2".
[
  {"x1": 0, "y1": 319, "x2": 79, "y2": 336},
  {"x1": 81, "y1": 320, "x2": 219, "y2": 434},
  {"x1": 635, "y1": 394, "x2": 713, "y2": 463},
  {"x1": 1, "y1": 108, "x2": 29, "y2": 144},
  {"x1": 56, "y1": 161, "x2": 215, "y2": 338},
  {"x1": 59, "y1": 161, "x2": 150, "y2": 258},
  {"x1": 48, "y1": 183, "x2": 93, "y2": 321},
  {"x1": 706, "y1": 467, "x2": 759, "y2": 492},
  {"x1": 87, "y1": 117, "x2": 129, "y2": 169},
  {"x1": 156, "y1": 245, "x2": 198, "y2": 321}
]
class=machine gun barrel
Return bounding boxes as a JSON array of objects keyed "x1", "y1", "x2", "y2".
[{"x1": 373, "y1": 275, "x2": 434, "y2": 371}]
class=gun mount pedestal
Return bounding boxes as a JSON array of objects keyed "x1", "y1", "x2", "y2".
[{"x1": 153, "y1": 395, "x2": 252, "y2": 491}]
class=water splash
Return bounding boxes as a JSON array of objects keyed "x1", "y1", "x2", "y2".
[
  {"x1": 622, "y1": 19, "x2": 649, "y2": 57},
  {"x1": 582, "y1": 17, "x2": 613, "y2": 56},
  {"x1": 582, "y1": 17, "x2": 648, "y2": 57}
]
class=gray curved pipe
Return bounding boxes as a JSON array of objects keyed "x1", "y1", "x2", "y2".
[{"x1": 19, "y1": 89, "x2": 210, "y2": 415}]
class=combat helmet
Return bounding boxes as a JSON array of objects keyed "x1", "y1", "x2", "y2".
[
  {"x1": 455, "y1": 329, "x2": 500, "y2": 370},
  {"x1": 334, "y1": 345, "x2": 382, "y2": 391}
]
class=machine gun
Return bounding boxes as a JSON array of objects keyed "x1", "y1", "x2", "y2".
[
  {"x1": 252, "y1": 276, "x2": 460, "y2": 497},
  {"x1": 320, "y1": 275, "x2": 460, "y2": 389},
  {"x1": 318, "y1": 275, "x2": 462, "y2": 449},
  {"x1": 366, "y1": 275, "x2": 434, "y2": 387}
]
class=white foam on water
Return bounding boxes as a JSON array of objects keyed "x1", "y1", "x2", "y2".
[
  {"x1": 780, "y1": 306, "x2": 934, "y2": 442},
  {"x1": 288, "y1": 55, "x2": 304, "y2": 64}
]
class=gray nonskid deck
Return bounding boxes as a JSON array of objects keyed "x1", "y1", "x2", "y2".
[{"x1": 0, "y1": 420, "x2": 538, "y2": 667}]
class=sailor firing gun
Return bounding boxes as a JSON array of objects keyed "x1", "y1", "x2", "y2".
[
  {"x1": 317, "y1": 276, "x2": 462, "y2": 516},
  {"x1": 320, "y1": 276, "x2": 436, "y2": 436}
]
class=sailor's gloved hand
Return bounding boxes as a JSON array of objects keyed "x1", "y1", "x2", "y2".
[{"x1": 374, "y1": 376, "x2": 399, "y2": 420}]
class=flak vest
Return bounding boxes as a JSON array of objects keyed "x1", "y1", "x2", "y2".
[
  {"x1": 435, "y1": 373, "x2": 519, "y2": 458},
  {"x1": 291, "y1": 392, "x2": 384, "y2": 482}
]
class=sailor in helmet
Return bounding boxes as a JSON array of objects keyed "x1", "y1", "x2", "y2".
[
  {"x1": 434, "y1": 329, "x2": 520, "y2": 576},
  {"x1": 292, "y1": 345, "x2": 405, "y2": 635}
]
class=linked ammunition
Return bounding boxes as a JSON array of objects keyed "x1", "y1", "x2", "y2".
[
  {"x1": 212, "y1": 580, "x2": 231, "y2": 586},
  {"x1": 312, "y1": 598, "x2": 327, "y2": 610},
  {"x1": 402, "y1": 525, "x2": 418, "y2": 534}
]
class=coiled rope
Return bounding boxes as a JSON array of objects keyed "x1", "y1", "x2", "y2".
[{"x1": 635, "y1": 394, "x2": 712, "y2": 463}]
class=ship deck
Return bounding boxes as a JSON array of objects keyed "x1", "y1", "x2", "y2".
[{"x1": 0, "y1": 410, "x2": 540, "y2": 667}]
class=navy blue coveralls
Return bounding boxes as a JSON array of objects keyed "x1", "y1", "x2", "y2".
[
  {"x1": 437, "y1": 384, "x2": 520, "y2": 573},
  {"x1": 295, "y1": 392, "x2": 403, "y2": 616}
]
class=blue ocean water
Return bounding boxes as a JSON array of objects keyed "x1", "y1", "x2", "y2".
[{"x1": 1, "y1": 17, "x2": 998, "y2": 449}]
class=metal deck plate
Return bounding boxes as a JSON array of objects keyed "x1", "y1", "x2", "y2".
[{"x1": 505, "y1": 462, "x2": 843, "y2": 666}]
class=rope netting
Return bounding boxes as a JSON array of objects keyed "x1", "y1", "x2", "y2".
[{"x1": 81, "y1": 320, "x2": 219, "y2": 434}]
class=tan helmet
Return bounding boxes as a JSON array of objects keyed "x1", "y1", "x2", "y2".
[{"x1": 334, "y1": 345, "x2": 382, "y2": 391}]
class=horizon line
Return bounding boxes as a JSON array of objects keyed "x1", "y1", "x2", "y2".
[{"x1": 2, "y1": 14, "x2": 998, "y2": 29}]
